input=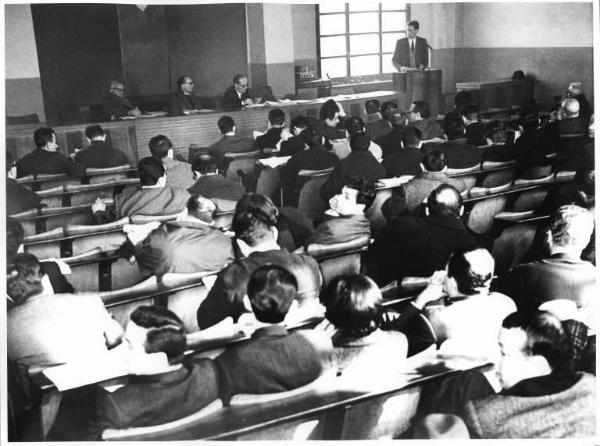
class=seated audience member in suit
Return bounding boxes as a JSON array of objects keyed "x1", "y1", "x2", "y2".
[
  {"x1": 317, "y1": 99, "x2": 347, "y2": 141},
  {"x1": 460, "y1": 105, "x2": 486, "y2": 146},
  {"x1": 444, "y1": 91, "x2": 473, "y2": 125},
  {"x1": 101, "y1": 80, "x2": 141, "y2": 121},
  {"x1": 553, "y1": 97, "x2": 589, "y2": 137},
  {"x1": 6, "y1": 151, "x2": 41, "y2": 215},
  {"x1": 17, "y1": 127, "x2": 84, "y2": 178},
  {"x1": 480, "y1": 120, "x2": 517, "y2": 162},
  {"x1": 460, "y1": 311, "x2": 595, "y2": 439},
  {"x1": 416, "y1": 248, "x2": 516, "y2": 360},
  {"x1": 7, "y1": 253, "x2": 122, "y2": 367},
  {"x1": 429, "y1": 114, "x2": 481, "y2": 168},
  {"x1": 375, "y1": 110, "x2": 406, "y2": 157},
  {"x1": 367, "y1": 184, "x2": 476, "y2": 286},
  {"x1": 365, "y1": 99, "x2": 393, "y2": 141},
  {"x1": 565, "y1": 82, "x2": 592, "y2": 123},
  {"x1": 222, "y1": 74, "x2": 260, "y2": 110},
  {"x1": 93, "y1": 157, "x2": 190, "y2": 222},
  {"x1": 493, "y1": 205, "x2": 595, "y2": 328},
  {"x1": 280, "y1": 115, "x2": 309, "y2": 156},
  {"x1": 320, "y1": 274, "x2": 408, "y2": 381},
  {"x1": 307, "y1": 178, "x2": 375, "y2": 246},
  {"x1": 280, "y1": 126, "x2": 339, "y2": 206},
  {"x1": 188, "y1": 154, "x2": 245, "y2": 201},
  {"x1": 214, "y1": 265, "x2": 323, "y2": 405},
  {"x1": 332, "y1": 116, "x2": 383, "y2": 161},
  {"x1": 382, "y1": 150, "x2": 467, "y2": 218},
  {"x1": 254, "y1": 108, "x2": 291, "y2": 152},
  {"x1": 196, "y1": 193, "x2": 321, "y2": 329},
  {"x1": 131, "y1": 194, "x2": 234, "y2": 278},
  {"x1": 74, "y1": 125, "x2": 129, "y2": 169},
  {"x1": 561, "y1": 113, "x2": 594, "y2": 171},
  {"x1": 167, "y1": 75, "x2": 203, "y2": 116},
  {"x1": 320, "y1": 132, "x2": 386, "y2": 201},
  {"x1": 406, "y1": 100, "x2": 445, "y2": 141},
  {"x1": 382, "y1": 126, "x2": 425, "y2": 177},
  {"x1": 208, "y1": 116, "x2": 255, "y2": 172},
  {"x1": 149, "y1": 134, "x2": 195, "y2": 190},
  {"x1": 7, "y1": 218, "x2": 73, "y2": 295},
  {"x1": 512, "y1": 111, "x2": 554, "y2": 172},
  {"x1": 90, "y1": 306, "x2": 220, "y2": 438}
]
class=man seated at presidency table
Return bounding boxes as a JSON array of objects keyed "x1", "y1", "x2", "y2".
[
  {"x1": 392, "y1": 20, "x2": 429, "y2": 72},
  {"x1": 102, "y1": 80, "x2": 142, "y2": 121},
  {"x1": 168, "y1": 75, "x2": 204, "y2": 116},
  {"x1": 222, "y1": 74, "x2": 261, "y2": 109}
]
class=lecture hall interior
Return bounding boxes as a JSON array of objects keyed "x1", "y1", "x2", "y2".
[{"x1": 4, "y1": 0, "x2": 597, "y2": 441}]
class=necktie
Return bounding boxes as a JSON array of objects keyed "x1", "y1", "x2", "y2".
[
  {"x1": 411, "y1": 40, "x2": 415, "y2": 53},
  {"x1": 410, "y1": 40, "x2": 415, "y2": 68}
]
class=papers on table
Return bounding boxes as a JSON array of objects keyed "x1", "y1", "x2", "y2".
[{"x1": 258, "y1": 156, "x2": 291, "y2": 168}]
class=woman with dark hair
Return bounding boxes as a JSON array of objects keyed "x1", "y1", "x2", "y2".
[{"x1": 320, "y1": 274, "x2": 407, "y2": 381}]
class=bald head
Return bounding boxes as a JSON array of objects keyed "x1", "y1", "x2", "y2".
[
  {"x1": 561, "y1": 98, "x2": 580, "y2": 118},
  {"x1": 427, "y1": 184, "x2": 463, "y2": 219}
]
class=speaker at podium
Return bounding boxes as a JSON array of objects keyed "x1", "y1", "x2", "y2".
[{"x1": 392, "y1": 69, "x2": 442, "y2": 117}]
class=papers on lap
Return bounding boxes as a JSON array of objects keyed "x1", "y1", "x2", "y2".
[{"x1": 258, "y1": 156, "x2": 291, "y2": 168}]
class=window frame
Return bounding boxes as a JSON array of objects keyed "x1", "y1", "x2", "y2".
[{"x1": 317, "y1": 2, "x2": 410, "y2": 80}]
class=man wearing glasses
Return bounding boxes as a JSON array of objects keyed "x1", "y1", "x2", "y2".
[
  {"x1": 392, "y1": 20, "x2": 430, "y2": 72},
  {"x1": 222, "y1": 74, "x2": 261, "y2": 110},
  {"x1": 102, "y1": 80, "x2": 142, "y2": 121},
  {"x1": 168, "y1": 75, "x2": 204, "y2": 116}
]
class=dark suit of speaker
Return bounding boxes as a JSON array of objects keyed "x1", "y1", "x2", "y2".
[{"x1": 392, "y1": 36, "x2": 429, "y2": 69}]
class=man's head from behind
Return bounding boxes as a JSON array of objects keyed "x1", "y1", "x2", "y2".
[
  {"x1": 443, "y1": 114, "x2": 466, "y2": 140},
  {"x1": 268, "y1": 108, "x2": 285, "y2": 128},
  {"x1": 345, "y1": 116, "x2": 365, "y2": 137},
  {"x1": 218, "y1": 116, "x2": 235, "y2": 135},
  {"x1": 247, "y1": 265, "x2": 297, "y2": 324},
  {"x1": 148, "y1": 135, "x2": 173, "y2": 160},
  {"x1": 546, "y1": 205, "x2": 594, "y2": 255},
  {"x1": 460, "y1": 104, "x2": 479, "y2": 124},
  {"x1": 7, "y1": 253, "x2": 44, "y2": 306},
  {"x1": 138, "y1": 157, "x2": 166, "y2": 187},
  {"x1": 446, "y1": 248, "x2": 495, "y2": 297},
  {"x1": 232, "y1": 193, "x2": 279, "y2": 251},
  {"x1": 192, "y1": 154, "x2": 218, "y2": 179},
  {"x1": 85, "y1": 125, "x2": 106, "y2": 142},
  {"x1": 290, "y1": 115, "x2": 309, "y2": 136},
  {"x1": 498, "y1": 311, "x2": 570, "y2": 389},
  {"x1": 453, "y1": 91, "x2": 472, "y2": 111},
  {"x1": 426, "y1": 184, "x2": 463, "y2": 219},
  {"x1": 127, "y1": 305, "x2": 186, "y2": 365},
  {"x1": 349, "y1": 132, "x2": 370, "y2": 152},
  {"x1": 33, "y1": 128, "x2": 58, "y2": 152},
  {"x1": 560, "y1": 98, "x2": 580, "y2": 119},
  {"x1": 390, "y1": 111, "x2": 406, "y2": 129},
  {"x1": 401, "y1": 126, "x2": 422, "y2": 149},
  {"x1": 421, "y1": 150, "x2": 447, "y2": 173},
  {"x1": 365, "y1": 99, "x2": 380, "y2": 115}
]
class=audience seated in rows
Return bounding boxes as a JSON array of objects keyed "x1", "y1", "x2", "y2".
[
  {"x1": 90, "y1": 306, "x2": 220, "y2": 438},
  {"x1": 382, "y1": 150, "x2": 466, "y2": 218},
  {"x1": 365, "y1": 99, "x2": 393, "y2": 142},
  {"x1": 375, "y1": 110, "x2": 406, "y2": 157},
  {"x1": 196, "y1": 193, "x2": 321, "y2": 329},
  {"x1": 17, "y1": 127, "x2": 84, "y2": 178},
  {"x1": 93, "y1": 157, "x2": 190, "y2": 223},
  {"x1": 7, "y1": 253, "x2": 122, "y2": 367},
  {"x1": 460, "y1": 105, "x2": 486, "y2": 146},
  {"x1": 7, "y1": 217, "x2": 74, "y2": 294},
  {"x1": 406, "y1": 100, "x2": 445, "y2": 141},
  {"x1": 320, "y1": 132, "x2": 385, "y2": 202},
  {"x1": 188, "y1": 154, "x2": 245, "y2": 202},
  {"x1": 307, "y1": 178, "x2": 375, "y2": 246},
  {"x1": 254, "y1": 108, "x2": 291, "y2": 152},
  {"x1": 168, "y1": 75, "x2": 203, "y2": 117},
  {"x1": 149, "y1": 135, "x2": 195, "y2": 190},
  {"x1": 427, "y1": 114, "x2": 480, "y2": 168},
  {"x1": 368, "y1": 184, "x2": 476, "y2": 286},
  {"x1": 6, "y1": 151, "x2": 41, "y2": 215},
  {"x1": 280, "y1": 126, "x2": 339, "y2": 205},
  {"x1": 319, "y1": 274, "x2": 408, "y2": 382},
  {"x1": 332, "y1": 116, "x2": 383, "y2": 162},
  {"x1": 208, "y1": 116, "x2": 255, "y2": 172},
  {"x1": 74, "y1": 125, "x2": 129, "y2": 169},
  {"x1": 280, "y1": 115, "x2": 309, "y2": 157},
  {"x1": 130, "y1": 194, "x2": 234, "y2": 278},
  {"x1": 493, "y1": 205, "x2": 595, "y2": 330},
  {"x1": 382, "y1": 126, "x2": 425, "y2": 177}
]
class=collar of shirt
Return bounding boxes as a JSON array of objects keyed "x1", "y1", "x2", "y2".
[{"x1": 252, "y1": 324, "x2": 289, "y2": 339}]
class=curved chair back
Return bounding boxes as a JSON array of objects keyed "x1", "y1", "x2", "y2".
[
  {"x1": 85, "y1": 165, "x2": 132, "y2": 184},
  {"x1": 511, "y1": 188, "x2": 549, "y2": 213},
  {"x1": 224, "y1": 151, "x2": 260, "y2": 184},
  {"x1": 481, "y1": 168, "x2": 516, "y2": 188},
  {"x1": 466, "y1": 195, "x2": 508, "y2": 234},
  {"x1": 297, "y1": 168, "x2": 334, "y2": 222}
]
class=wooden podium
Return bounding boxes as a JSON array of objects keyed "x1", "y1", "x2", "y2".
[{"x1": 392, "y1": 69, "x2": 442, "y2": 116}]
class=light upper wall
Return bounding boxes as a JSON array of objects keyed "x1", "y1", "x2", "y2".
[
  {"x1": 263, "y1": 3, "x2": 295, "y2": 63},
  {"x1": 5, "y1": 4, "x2": 40, "y2": 79},
  {"x1": 456, "y1": 2, "x2": 593, "y2": 48}
]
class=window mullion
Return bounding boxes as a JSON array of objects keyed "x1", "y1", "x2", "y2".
[{"x1": 345, "y1": 3, "x2": 351, "y2": 78}]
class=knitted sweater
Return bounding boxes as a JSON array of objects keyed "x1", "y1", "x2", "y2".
[{"x1": 462, "y1": 373, "x2": 596, "y2": 438}]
